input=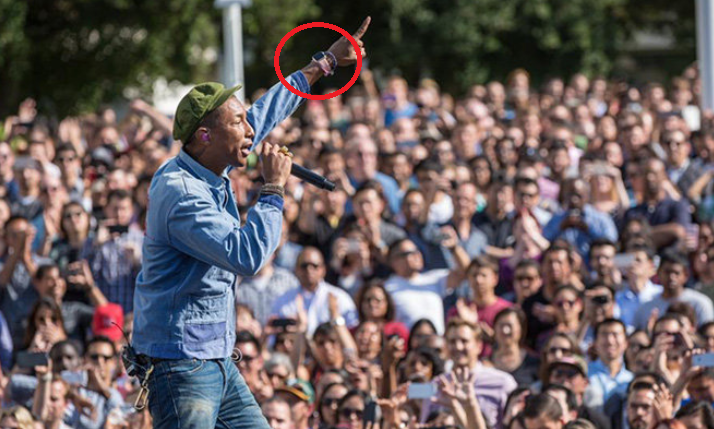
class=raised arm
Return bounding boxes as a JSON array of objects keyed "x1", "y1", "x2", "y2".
[{"x1": 246, "y1": 17, "x2": 371, "y2": 144}]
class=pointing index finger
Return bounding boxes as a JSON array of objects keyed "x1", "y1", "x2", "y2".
[{"x1": 353, "y1": 16, "x2": 371, "y2": 39}]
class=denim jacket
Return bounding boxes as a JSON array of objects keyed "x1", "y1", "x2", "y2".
[{"x1": 132, "y1": 71, "x2": 310, "y2": 359}]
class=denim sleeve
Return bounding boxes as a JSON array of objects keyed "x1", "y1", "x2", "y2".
[
  {"x1": 247, "y1": 71, "x2": 310, "y2": 145},
  {"x1": 167, "y1": 190, "x2": 283, "y2": 276}
]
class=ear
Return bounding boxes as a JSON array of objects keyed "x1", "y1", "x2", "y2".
[{"x1": 196, "y1": 127, "x2": 210, "y2": 144}]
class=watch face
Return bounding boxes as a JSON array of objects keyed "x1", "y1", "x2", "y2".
[{"x1": 313, "y1": 52, "x2": 326, "y2": 61}]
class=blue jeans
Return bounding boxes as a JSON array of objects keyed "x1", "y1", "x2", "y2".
[{"x1": 147, "y1": 357, "x2": 270, "y2": 429}]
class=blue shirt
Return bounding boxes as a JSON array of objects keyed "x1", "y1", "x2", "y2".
[
  {"x1": 615, "y1": 280, "x2": 662, "y2": 328},
  {"x1": 543, "y1": 205, "x2": 618, "y2": 262},
  {"x1": 588, "y1": 359, "x2": 633, "y2": 406},
  {"x1": 132, "y1": 71, "x2": 310, "y2": 359}
]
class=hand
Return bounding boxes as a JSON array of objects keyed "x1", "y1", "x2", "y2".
[
  {"x1": 86, "y1": 364, "x2": 110, "y2": 398},
  {"x1": 129, "y1": 99, "x2": 151, "y2": 114},
  {"x1": 40, "y1": 323, "x2": 67, "y2": 345},
  {"x1": 681, "y1": 348, "x2": 706, "y2": 380},
  {"x1": 70, "y1": 389, "x2": 97, "y2": 421},
  {"x1": 440, "y1": 225, "x2": 459, "y2": 250},
  {"x1": 260, "y1": 142, "x2": 292, "y2": 187},
  {"x1": 437, "y1": 367, "x2": 478, "y2": 406},
  {"x1": 532, "y1": 303, "x2": 557, "y2": 324},
  {"x1": 383, "y1": 335, "x2": 406, "y2": 367},
  {"x1": 455, "y1": 298, "x2": 479, "y2": 325},
  {"x1": 58, "y1": 117, "x2": 83, "y2": 145},
  {"x1": 327, "y1": 17, "x2": 370, "y2": 66},
  {"x1": 67, "y1": 260, "x2": 95, "y2": 291},
  {"x1": 652, "y1": 383, "x2": 674, "y2": 421}
]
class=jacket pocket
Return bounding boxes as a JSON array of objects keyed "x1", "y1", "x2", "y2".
[{"x1": 183, "y1": 292, "x2": 228, "y2": 350}]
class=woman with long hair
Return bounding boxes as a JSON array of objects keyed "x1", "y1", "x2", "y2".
[
  {"x1": 49, "y1": 201, "x2": 93, "y2": 273},
  {"x1": 22, "y1": 297, "x2": 67, "y2": 354},
  {"x1": 353, "y1": 280, "x2": 409, "y2": 343},
  {"x1": 585, "y1": 161, "x2": 630, "y2": 216}
]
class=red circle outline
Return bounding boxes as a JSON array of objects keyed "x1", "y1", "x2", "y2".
[{"x1": 274, "y1": 22, "x2": 362, "y2": 100}]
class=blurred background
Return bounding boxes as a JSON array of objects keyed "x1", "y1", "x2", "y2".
[{"x1": 0, "y1": 0, "x2": 698, "y2": 117}]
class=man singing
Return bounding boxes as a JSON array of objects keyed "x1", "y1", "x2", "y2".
[{"x1": 131, "y1": 17, "x2": 371, "y2": 429}]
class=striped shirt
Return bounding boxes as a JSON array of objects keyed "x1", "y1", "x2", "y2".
[{"x1": 89, "y1": 226, "x2": 143, "y2": 313}]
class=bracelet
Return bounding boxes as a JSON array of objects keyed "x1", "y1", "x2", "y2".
[
  {"x1": 325, "y1": 51, "x2": 337, "y2": 70},
  {"x1": 260, "y1": 183, "x2": 285, "y2": 199}
]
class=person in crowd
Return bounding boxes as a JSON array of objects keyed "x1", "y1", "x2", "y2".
[
  {"x1": 87, "y1": 189, "x2": 143, "y2": 313},
  {"x1": 490, "y1": 307, "x2": 540, "y2": 386},
  {"x1": 261, "y1": 396, "x2": 294, "y2": 429},
  {"x1": 384, "y1": 238, "x2": 469, "y2": 334},
  {"x1": 588, "y1": 319, "x2": 633, "y2": 409},
  {"x1": 236, "y1": 253, "x2": 300, "y2": 326},
  {"x1": 615, "y1": 244, "x2": 661, "y2": 330},
  {"x1": 522, "y1": 393, "x2": 567, "y2": 429},
  {"x1": 634, "y1": 250, "x2": 714, "y2": 330},
  {"x1": 545, "y1": 356, "x2": 610, "y2": 427}
]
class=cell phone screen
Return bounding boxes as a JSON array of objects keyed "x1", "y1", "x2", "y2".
[{"x1": 16, "y1": 351, "x2": 49, "y2": 368}]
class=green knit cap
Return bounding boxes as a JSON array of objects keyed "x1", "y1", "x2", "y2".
[{"x1": 172, "y1": 82, "x2": 242, "y2": 143}]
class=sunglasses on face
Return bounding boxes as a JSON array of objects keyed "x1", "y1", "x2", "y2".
[
  {"x1": 322, "y1": 397, "x2": 341, "y2": 408},
  {"x1": 397, "y1": 249, "x2": 418, "y2": 258},
  {"x1": 239, "y1": 355, "x2": 257, "y2": 364},
  {"x1": 555, "y1": 300, "x2": 577, "y2": 309},
  {"x1": 89, "y1": 353, "x2": 114, "y2": 362},
  {"x1": 58, "y1": 156, "x2": 76, "y2": 163},
  {"x1": 340, "y1": 408, "x2": 364, "y2": 419},
  {"x1": 552, "y1": 367, "x2": 580, "y2": 379}
]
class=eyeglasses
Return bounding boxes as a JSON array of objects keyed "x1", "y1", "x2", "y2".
[
  {"x1": 89, "y1": 353, "x2": 114, "y2": 362},
  {"x1": 322, "y1": 397, "x2": 341, "y2": 408},
  {"x1": 239, "y1": 355, "x2": 257, "y2": 364},
  {"x1": 299, "y1": 262, "x2": 321, "y2": 270},
  {"x1": 267, "y1": 371, "x2": 288, "y2": 381},
  {"x1": 517, "y1": 191, "x2": 538, "y2": 198},
  {"x1": 340, "y1": 407, "x2": 364, "y2": 419}
]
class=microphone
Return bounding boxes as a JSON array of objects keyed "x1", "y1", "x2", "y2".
[{"x1": 291, "y1": 163, "x2": 336, "y2": 191}]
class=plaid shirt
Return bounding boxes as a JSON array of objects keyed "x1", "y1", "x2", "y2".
[{"x1": 89, "y1": 226, "x2": 143, "y2": 313}]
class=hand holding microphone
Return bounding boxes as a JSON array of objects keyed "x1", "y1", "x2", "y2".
[{"x1": 260, "y1": 143, "x2": 336, "y2": 191}]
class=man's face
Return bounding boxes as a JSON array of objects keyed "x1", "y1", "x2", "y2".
[
  {"x1": 295, "y1": 250, "x2": 326, "y2": 289},
  {"x1": 524, "y1": 416, "x2": 564, "y2": 429},
  {"x1": 105, "y1": 196, "x2": 134, "y2": 226},
  {"x1": 564, "y1": 180, "x2": 587, "y2": 211},
  {"x1": 86, "y1": 342, "x2": 117, "y2": 384},
  {"x1": 353, "y1": 189, "x2": 384, "y2": 222},
  {"x1": 390, "y1": 240, "x2": 423, "y2": 276},
  {"x1": 207, "y1": 97, "x2": 256, "y2": 168},
  {"x1": 628, "y1": 250, "x2": 654, "y2": 280},
  {"x1": 313, "y1": 333, "x2": 343, "y2": 368},
  {"x1": 18, "y1": 166, "x2": 42, "y2": 193},
  {"x1": 446, "y1": 325, "x2": 481, "y2": 368},
  {"x1": 658, "y1": 262, "x2": 688, "y2": 296},
  {"x1": 664, "y1": 131, "x2": 690, "y2": 166},
  {"x1": 236, "y1": 342, "x2": 262, "y2": 375},
  {"x1": 544, "y1": 250, "x2": 571, "y2": 286},
  {"x1": 346, "y1": 140, "x2": 378, "y2": 178},
  {"x1": 56, "y1": 150, "x2": 80, "y2": 177},
  {"x1": 262, "y1": 401, "x2": 293, "y2": 429},
  {"x1": 595, "y1": 322, "x2": 626, "y2": 363},
  {"x1": 51, "y1": 344, "x2": 82, "y2": 373},
  {"x1": 588, "y1": 287, "x2": 614, "y2": 323},
  {"x1": 454, "y1": 184, "x2": 477, "y2": 218},
  {"x1": 688, "y1": 375, "x2": 714, "y2": 403},
  {"x1": 591, "y1": 245, "x2": 616, "y2": 277},
  {"x1": 644, "y1": 160, "x2": 665, "y2": 196},
  {"x1": 402, "y1": 192, "x2": 425, "y2": 222},
  {"x1": 514, "y1": 266, "x2": 542, "y2": 301},
  {"x1": 48, "y1": 381, "x2": 69, "y2": 421},
  {"x1": 36, "y1": 267, "x2": 66, "y2": 303},
  {"x1": 0, "y1": 143, "x2": 14, "y2": 173},
  {"x1": 627, "y1": 389, "x2": 656, "y2": 429},
  {"x1": 548, "y1": 365, "x2": 588, "y2": 396}
]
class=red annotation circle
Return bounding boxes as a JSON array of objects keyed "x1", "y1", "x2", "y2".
[{"x1": 274, "y1": 22, "x2": 362, "y2": 101}]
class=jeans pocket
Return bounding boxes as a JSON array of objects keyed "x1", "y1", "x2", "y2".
[{"x1": 165, "y1": 358, "x2": 205, "y2": 375}]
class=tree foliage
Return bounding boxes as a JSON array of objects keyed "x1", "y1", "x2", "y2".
[{"x1": 0, "y1": 0, "x2": 698, "y2": 116}]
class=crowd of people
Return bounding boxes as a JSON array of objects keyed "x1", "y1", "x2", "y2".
[{"x1": 0, "y1": 62, "x2": 713, "y2": 429}]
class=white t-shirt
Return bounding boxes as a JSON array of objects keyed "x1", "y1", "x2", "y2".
[{"x1": 385, "y1": 269, "x2": 450, "y2": 334}]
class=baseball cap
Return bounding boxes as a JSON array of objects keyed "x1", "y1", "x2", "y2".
[
  {"x1": 275, "y1": 378, "x2": 315, "y2": 404},
  {"x1": 547, "y1": 355, "x2": 588, "y2": 378},
  {"x1": 92, "y1": 303, "x2": 124, "y2": 342},
  {"x1": 173, "y1": 82, "x2": 243, "y2": 143}
]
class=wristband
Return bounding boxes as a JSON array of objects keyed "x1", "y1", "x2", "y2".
[
  {"x1": 260, "y1": 183, "x2": 285, "y2": 199},
  {"x1": 311, "y1": 51, "x2": 335, "y2": 76}
]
